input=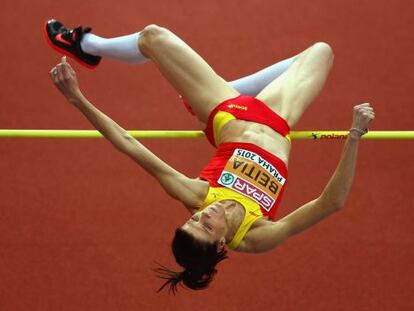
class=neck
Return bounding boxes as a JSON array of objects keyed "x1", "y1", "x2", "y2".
[{"x1": 221, "y1": 200, "x2": 245, "y2": 243}]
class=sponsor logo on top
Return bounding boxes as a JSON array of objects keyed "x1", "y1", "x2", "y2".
[
  {"x1": 227, "y1": 104, "x2": 248, "y2": 111},
  {"x1": 218, "y1": 171, "x2": 275, "y2": 211}
]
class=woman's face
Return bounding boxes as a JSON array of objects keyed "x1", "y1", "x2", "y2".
[{"x1": 181, "y1": 202, "x2": 228, "y2": 245}]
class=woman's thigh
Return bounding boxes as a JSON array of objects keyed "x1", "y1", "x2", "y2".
[
  {"x1": 139, "y1": 25, "x2": 239, "y2": 123},
  {"x1": 255, "y1": 42, "x2": 334, "y2": 128}
]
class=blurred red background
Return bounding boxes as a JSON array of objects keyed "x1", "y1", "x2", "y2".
[{"x1": 0, "y1": 0, "x2": 413, "y2": 310}]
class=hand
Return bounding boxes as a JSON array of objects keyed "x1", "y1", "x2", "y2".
[
  {"x1": 350, "y1": 103, "x2": 375, "y2": 137},
  {"x1": 50, "y1": 56, "x2": 82, "y2": 103}
]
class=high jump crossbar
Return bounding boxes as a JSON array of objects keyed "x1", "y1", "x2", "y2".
[{"x1": 0, "y1": 130, "x2": 413, "y2": 139}]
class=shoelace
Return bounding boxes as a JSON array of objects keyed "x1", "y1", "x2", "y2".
[{"x1": 61, "y1": 26, "x2": 92, "y2": 43}]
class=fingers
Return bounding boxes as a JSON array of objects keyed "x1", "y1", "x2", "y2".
[
  {"x1": 56, "y1": 64, "x2": 65, "y2": 81},
  {"x1": 50, "y1": 56, "x2": 75, "y2": 75},
  {"x1": 49, "y1": 57, "x2": 76, "y2": 82},
  {"x1": 49, "y1": 67, "x2": 57, "y2": 81},
  {"x1": 354, "y1": 103, "x2": 375, "y2": 114},
  {"x1": 354, "y1": 103, "x2": 371, "y2": 111},
  {"x1": 60, "y1": 61, "x2": 72, "y2": 79},
  {"x1": 60, "y1": 56, "x2": 75, "y2": 75},
  {"x1": 65, "y1": 61, "x2": 76, "y2": 75},
  {"x1": 49, "y1": 57, "x2": 81, "y2": 100},
  {"x1": 50, "y1": 66, "x2": 59, "y2": 84},
  {"x1": 352, "y1": 103, "x2": 376, "y2": 132},
  {"x1": 361, "y1": 107, "x2": 375, "y2": 118},
  {"x1": 360, "y1": 109, "x2": 375, "y2": 118},
  {"x1": 360, "y1": 107, "x2": 375, "y2": 119},
  {"x1": 60, "y1": 57, "x2": 76, "y2": 77}
]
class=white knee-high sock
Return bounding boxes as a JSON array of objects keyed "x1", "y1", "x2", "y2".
[
  {"x1": 229, "y1": 57, "x2": 296, "y2": 96},
  {"x1": 80, "y1": 32, "x2": 149, "y2": 64}
]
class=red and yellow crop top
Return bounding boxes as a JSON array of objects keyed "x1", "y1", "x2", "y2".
[{"x1": 199, "y1": 142, "x2": 288, "y2": 221}]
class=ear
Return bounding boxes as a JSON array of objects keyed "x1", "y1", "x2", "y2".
[{"x1": 216, "y1": 237, "x2": 226, "y2": 252}]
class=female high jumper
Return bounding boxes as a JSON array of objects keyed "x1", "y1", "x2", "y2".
[{"x1": 44, "y1": 19, "x2": 375, "y2": 293}]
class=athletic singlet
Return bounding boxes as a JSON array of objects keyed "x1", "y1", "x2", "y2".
[{"x1": 199, "y1": 142, "x2": 288, "y2": 221}]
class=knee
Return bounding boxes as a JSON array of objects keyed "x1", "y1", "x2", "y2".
[
  {"x1": 139, "y1": 24, "x2": 169, "y2": 54},
  {"x1": 141, "y1": 24, "x2": 167, "y2": 39},
  {"x1": 312, "y1": 42, "x2": 334, "y2": 63}
]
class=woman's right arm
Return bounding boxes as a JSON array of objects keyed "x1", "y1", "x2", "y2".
[{"x1": 50, "y1": 57, "x2": 207, "y2": 209}]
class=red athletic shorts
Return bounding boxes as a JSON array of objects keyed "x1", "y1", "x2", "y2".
[{"x1": 182, "y1": 95, "x2": 290, "y2": 147}]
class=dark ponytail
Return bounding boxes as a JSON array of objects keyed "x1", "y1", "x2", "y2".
[{"x1": 154, "y1": 228, "x2": 228, "y2": 294}]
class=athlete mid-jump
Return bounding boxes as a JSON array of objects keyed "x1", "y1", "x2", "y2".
[{"x1": 45, "y1": 19, "x2": 374, "y2": 293}]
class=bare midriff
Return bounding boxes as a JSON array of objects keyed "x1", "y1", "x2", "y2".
[{"x1": 217, "y1": 119, "x2": 291, "y2": 166}]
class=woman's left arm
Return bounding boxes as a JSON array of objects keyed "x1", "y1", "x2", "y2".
[{"x1": 240, "y1": 103, "x2": 375, "y2": 253}]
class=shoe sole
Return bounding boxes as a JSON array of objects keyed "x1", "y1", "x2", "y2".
[{"x1": 43, "y1": 21, "x2": 98, "y2": 70}]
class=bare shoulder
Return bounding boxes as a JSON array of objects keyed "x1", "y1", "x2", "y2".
[
  {"x1": 190, "y1": 177, "x2": 210, "y2": 196},
  {"x1": 180, "y1": 177, "x2": 210, "y2": 214},
  {"x1": 235, "y1": 218, "x2": 290, "y2": 253}
]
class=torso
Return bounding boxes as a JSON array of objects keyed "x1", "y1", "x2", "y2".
[
  {"x1": 218, "y1": 119, "x2": 291, "y2": 166},
  {"x1": 191, "y1": 119, "x2": 291, "y2": 245}
]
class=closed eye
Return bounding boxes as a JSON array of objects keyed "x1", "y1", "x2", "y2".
[{"x1": 189, "y1": 215, "x2": 212, "y2": 234}]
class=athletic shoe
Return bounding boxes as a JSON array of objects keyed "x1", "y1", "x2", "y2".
[{"x1": 44, "y1": 19, "x2": 101, "y2": 69}]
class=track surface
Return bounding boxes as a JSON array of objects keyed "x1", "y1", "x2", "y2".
[{"x1": 0, "y1": 1, "x2": 413, "y2": 310}]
